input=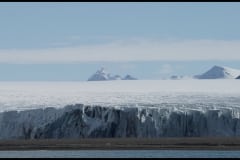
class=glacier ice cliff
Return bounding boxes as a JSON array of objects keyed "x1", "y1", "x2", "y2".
[{"x1": 1, "y1": 104, "x2": 240, "y2": 139}]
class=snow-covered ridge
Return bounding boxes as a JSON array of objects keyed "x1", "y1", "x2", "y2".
[
  {"x1": 195, "y1": 65, "x2": 240, "y2": 79},
  {"x1": 87, "y1": 68, "x2": 137, "y2": 81}
]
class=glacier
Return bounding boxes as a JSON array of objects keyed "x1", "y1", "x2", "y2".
[
  {"x1": 1, "y1": 103, "x2": 240, "y2": 139},
  {"x1": 0, "y1": 80, "x2": 240, "y2": 139}
]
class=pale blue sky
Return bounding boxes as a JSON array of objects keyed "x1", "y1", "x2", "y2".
[{"x1": 0, "y1": 2, "x2": 240, "y2": 80}]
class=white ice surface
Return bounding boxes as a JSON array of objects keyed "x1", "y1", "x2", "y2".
[{"x1": 0, "y1": 80, "x2": 240, "y2": 112}]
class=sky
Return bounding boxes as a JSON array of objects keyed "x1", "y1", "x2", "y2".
[{"x1": 0, "y1": 2, "x2": 240, "y2": 81}]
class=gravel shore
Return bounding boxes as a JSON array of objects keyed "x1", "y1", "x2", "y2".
[{"x1": 1, "y1": 137, "x2": 240, "y2": 150}]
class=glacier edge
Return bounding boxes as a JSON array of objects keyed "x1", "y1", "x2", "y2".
[{"x1": 1, "y1": 104, "x2": 240, "y2": 139}]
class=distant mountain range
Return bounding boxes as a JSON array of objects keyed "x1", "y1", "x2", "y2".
[
  {"x1": 88, "y1": 68, "x2": 137, "y2": 81},
  {"x1": 88, "y1": 65, "x2": 240, "y2": 81},
  {"x1": 170, "y1": 65, "x2": 240, "y2": 80}
]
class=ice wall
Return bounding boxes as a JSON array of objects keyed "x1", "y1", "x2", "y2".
[{"x1": 1, "y1": 104, "x2": 240, "y2": 139}]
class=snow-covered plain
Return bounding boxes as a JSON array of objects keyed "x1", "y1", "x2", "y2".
[{"x1": 0, "y1": 80, "x2": 239, "y2": 112}]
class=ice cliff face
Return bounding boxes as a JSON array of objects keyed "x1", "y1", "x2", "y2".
[
  {"x1": 1, "y1": 104, "x2": 240, "y2": 139},
  {"x1": 195, "y1": 65, "x2": 240, "y2": 79}
]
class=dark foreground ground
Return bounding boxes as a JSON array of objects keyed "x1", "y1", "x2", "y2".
[{"x1": 1, "y1": 138, "x2": 240, "y2": 150}]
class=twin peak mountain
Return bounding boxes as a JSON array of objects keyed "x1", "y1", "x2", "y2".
[{"x1": 88, "y1": 68, "x2": 137, "y2": 81}]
